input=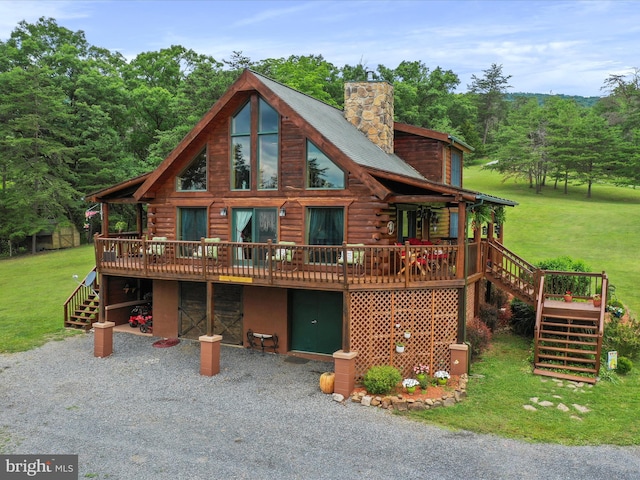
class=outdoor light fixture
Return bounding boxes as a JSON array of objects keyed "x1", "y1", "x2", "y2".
[
  {"x1": 220, "y1": 207, "x2": 227, "y2": 217},
  {"x1": 279, "y1": 208, "x2": 286, "y2": 217}
]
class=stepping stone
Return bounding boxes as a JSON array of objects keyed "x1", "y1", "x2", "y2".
[
  {"x1": 523, "y1": 405, "x2": 537, "y2": 411},
  {"x1": 539, "y1": 401, "x2": 554, "y2": 407},
  {"x1": 557, "y1": 403, "x2": 570, "y2": 412},
  {"x1": 573, "y1": 404, "x2": 591, "y2": 413}
]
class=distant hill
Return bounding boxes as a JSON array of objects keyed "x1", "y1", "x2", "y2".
[{"x1": 506, "y1": 92, "x2": 601, "y2": 108}]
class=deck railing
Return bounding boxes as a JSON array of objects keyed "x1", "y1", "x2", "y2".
[{"x1": 94, "y1": 237, "x2": 461, "y2": 287}]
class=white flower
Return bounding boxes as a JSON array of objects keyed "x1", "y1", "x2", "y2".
[
  {"x1": 402, "y1": 378, "x2": 419, "y2": 388},
  {"x1": 434, "y1": 370, "x2": 450, "y2": 379}
]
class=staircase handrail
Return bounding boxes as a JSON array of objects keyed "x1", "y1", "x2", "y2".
[
  {"x1": 63, "y1": 267, "x2": 98, "y2": 326},
  {"x1": 486, "y1": 240, "x2": 537, "y2": 303},
  {"x1": 533, "y1": 273, "x2": 546, "y2": 366}
]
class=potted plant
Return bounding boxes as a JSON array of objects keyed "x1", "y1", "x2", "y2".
[
  {"x1": 395, "y1": 342, "x2": 405, "y2": 353},
  {"x1": 563, "y1": 291, "x2": 573, "y2": 302},
  {"x1": 402, "y1": 378, "x2": 419, "y2": 394},
  {"x1": 434, "y1": 370, "x2": 450, "y2": 386},
  {"x1": 404, "y1": 331, "x2": 411, "y2": 339},
  {"x1": 592, "y1": 294, "x2": 602, "y2": 307},
  {"x1": 412, "y1": 364, "x2": 430, "y2": 385}
]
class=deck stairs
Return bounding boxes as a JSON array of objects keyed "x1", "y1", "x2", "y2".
[
  {"x1": 64, "y1": 268, "x2": 100, "y2": 331},
  {"x1": 485, "y1": 241, "x2": 607, "y2": 384}
]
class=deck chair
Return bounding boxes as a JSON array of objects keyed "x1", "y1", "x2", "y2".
[
  {"x1": 338, "y1": 243, "x2": 366, "y2": 276},
  {"x1": 146, "y1": 236, "x2": 167, "y2": 263},
  {"x1": 270, "y1": 241, "x2": 296, "y2": 271},
  {"x1": 193, "y1": 237, "x2": 221, "y2": 265}
]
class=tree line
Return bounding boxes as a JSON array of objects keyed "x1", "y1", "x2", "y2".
[{"x1": 1, "y1": 18, "x2": 638, "y2": 255}]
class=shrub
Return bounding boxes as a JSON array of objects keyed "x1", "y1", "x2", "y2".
[
  {"x1": 603, "y1": 317, "x2": 640, "y2": 360},
  {"x1": 616, "y1": 356, "x2": 633, "y2": 375},
  {"x1": 536, "y1": 256, "x2": 591, "y2": 296},
  {"x1": 488, "y1": 287, "x2": 508, "y2": 309},
  {"x1": 497, "y1": 303, "x2": 512, "y2": 330},
  {"x1": 510, "y1": 298, "x2": 536, "y2": 338},
  {"x1": 479, "y1": 303, "x2": 499, "y2": 331},
  {"x1": 467, "y1": 317, "x2": 492, "y2": 360},
  {"x1": 362, "y1": 365, "x2": 402, "y2": 394}
]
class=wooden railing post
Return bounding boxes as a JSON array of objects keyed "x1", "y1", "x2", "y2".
[
  {"x1": 341, "y1": 242, "x2": 348, "y2": 284},
  {"x1": 404, "y1": 241, "x2": 411, "y2": 286},
  {"x1": 267, "y1": 239, "x2": 273, "y2": 285}
]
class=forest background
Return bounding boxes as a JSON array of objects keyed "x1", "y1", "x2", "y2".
[{"x1": 1, "y1": 18, "x2": 638, "y2": 260}]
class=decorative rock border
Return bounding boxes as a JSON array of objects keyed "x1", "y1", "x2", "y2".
[{"x1": 340, "y1": 374, "x2": 468, "y2": 411}]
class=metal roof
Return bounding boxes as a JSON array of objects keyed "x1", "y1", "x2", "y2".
[{"x1": 252, "y1": 71, "x2": 426, "y2": 181}]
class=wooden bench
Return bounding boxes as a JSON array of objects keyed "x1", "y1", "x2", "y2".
[{"x1": 246, "y1": 329, "x2": 279, "y2": 353}]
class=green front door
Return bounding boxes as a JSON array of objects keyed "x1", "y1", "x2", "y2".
[{"x1": 291, "y1": 290, "x2": 343, "y2": 355}]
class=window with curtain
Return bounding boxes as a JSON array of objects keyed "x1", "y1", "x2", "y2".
[
  {"x1": 307, "y1": 207, "x2": 344, "y2": 263},
  {"x1": 178, "y1": 207, "x2": 207, "y2": 257},
  {"x1": 177, "y1": 148, "x2": 207, "y2": 191},
  {"x1": 306, "y1": 141, "x2": 345, "y2": 189}
]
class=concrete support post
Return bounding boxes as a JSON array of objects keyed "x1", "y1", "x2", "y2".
[
  {"x1": 94, "y1": 321, "x2": 115, "y2": 358},
  {"x1": 450, "y1": 343, "x2": 469, "y2": 376},
  {"x1": 332, "y1": 350, "x2": 358, "y2": 397},
  {"x1": 199, "y1": 335, "x2": 223, "y2": 376}
]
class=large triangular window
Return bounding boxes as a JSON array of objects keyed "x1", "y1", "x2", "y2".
[
  {"x1": 177, "y1": 148, "x2": 207, "y2": 191},
  {"x1": 306, "y1": 141, "x2": 345, "y2": 189},
  {"x1": 230, "y1": 97, "x2": 280, "y2": 191}
]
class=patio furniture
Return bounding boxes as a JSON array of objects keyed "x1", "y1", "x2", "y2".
[
  {"x1": 146, "y1": 237, "x2": 167, "y2": 263},
  {"x1": 193, "y1": 237, "x2": 221, "y2": 265},
  {"x1": 270, "y1": 241, "x2": 297, "y2": 271},
  {"x1": 338, "y1": 243, "x2": 366, "y2": 276}
]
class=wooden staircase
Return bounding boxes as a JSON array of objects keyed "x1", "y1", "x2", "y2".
[
  {"x1": 484, "y1": 240, "x2": 607, "y2": 383},
  {"x1": 64, "y1": 268, "x2": 100, "y2": 331}
]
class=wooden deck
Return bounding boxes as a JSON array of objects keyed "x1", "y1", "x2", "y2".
[{"x1": 95, "y1": 237, "x2": 466, "y2": 289}]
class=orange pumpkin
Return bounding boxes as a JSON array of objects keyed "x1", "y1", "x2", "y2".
[{"x1": 319, "y1": 372, "x2": 335, "y2": 394}]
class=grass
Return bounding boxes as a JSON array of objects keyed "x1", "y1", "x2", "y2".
[
  {"x1": 464, "y1": 165, "x2": 640, "y2": 317},
  {"x1": 413, "y1": 333, "x2": 640, "y2": 445},
  {"x1": 0, "y1": 245, "x2": 95, "y2": 353}
]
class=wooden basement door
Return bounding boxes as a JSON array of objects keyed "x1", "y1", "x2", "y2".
[
  {"x1": 178, "y1": 282, "x2": 243, "y2": 344},
  {"x1": 291, "y1": 290, "x2": 342, "y2": 355}
]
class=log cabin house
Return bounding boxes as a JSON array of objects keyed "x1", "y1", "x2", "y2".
[{"x1": 72, "y1": 69, "x2": 608, "y2": 395}]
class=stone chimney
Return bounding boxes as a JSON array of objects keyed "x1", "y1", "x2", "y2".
[{"x1": 344, "y1": 78, "x2": 394, "y2": 154}]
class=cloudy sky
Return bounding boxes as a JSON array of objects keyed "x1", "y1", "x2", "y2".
[{"x1": 1, "y1": 0, "x2": 638, "y2": 96}]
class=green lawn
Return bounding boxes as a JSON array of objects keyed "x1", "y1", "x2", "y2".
[
  {"x1": 0, "y1": 245, "x2": 95, "y2": 353},
  {"x1": 464, "y1": 165, "x2": 640, "y2": 317},
  {"x1": 414, "y1": 334, "x2": 640, "y2": 446}
]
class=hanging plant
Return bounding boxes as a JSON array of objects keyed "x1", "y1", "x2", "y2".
[
  {"x1": 493, "y1": 206, "x2": 506, "y2": 226},
  {"x1": 469, "y1": 205, "x2": 492, "y2": 230}
]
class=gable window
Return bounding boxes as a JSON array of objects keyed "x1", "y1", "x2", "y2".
[
  {"x1": 258, "y1": 98, "x2": 279, "y2": 190},
  {"x1": 231, "y1": 97, "x2": 280, "y2": 191},
  {"x1": 306, "y1": 141, "x2": 345, "y2": 189},
  {"x1": 451, "y1": 150, "x2": 462, "y2": 187},
  {"x1": 231, "y1": 102, "x2": 251, "y2": 190},
  {"x1": 177, "y1": 148, "x2": 207, "y2": 191}
]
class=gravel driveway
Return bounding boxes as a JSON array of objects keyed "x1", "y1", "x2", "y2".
[{"x1": 1, "y1": 333, "x2": 639, "y2": 479}]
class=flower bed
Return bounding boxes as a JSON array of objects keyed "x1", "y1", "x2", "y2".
[{"x1": 349, "y1": 374, "x2": 468, "y2": 411}]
